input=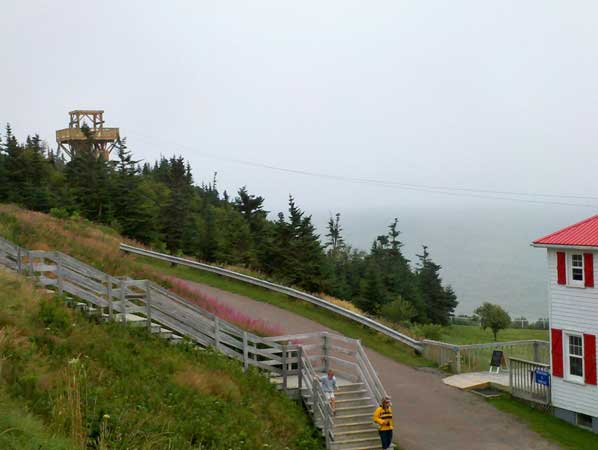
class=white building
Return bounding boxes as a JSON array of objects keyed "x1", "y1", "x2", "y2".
[{"x1": 533, "y1": 215, "x2": 598, "y2": 431}]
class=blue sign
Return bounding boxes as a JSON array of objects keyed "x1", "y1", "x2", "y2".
[{"x1": 535, "y1": 369, "x2": 551, "y2": 387}]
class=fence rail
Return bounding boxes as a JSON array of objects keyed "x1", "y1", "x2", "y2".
[
  {"x1": 0, "y1": 236, "x2": 387, "y2": 449},
  {"x1": 509, "y1": 357, "x2": 551, "y2": 405},
  {"x1": 120, "y1": 243, "x2": 423, "y2": 352},
  {"x1": 423, "y1": 339, "x2": 550, "y2": 373}
]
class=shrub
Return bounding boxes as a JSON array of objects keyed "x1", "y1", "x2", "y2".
[
  {"x1": 381, "y1": 297, "x2": 417, "y2": 323},
  {"x1": 49, "y1": 207, "x2": 70, "y2": 220},
  {"x1": 37, "y1": 299, "x2": 71, "y2": 334},
  {"x1": 412, "y1": 323, "x2": 443, "y2": 341}
]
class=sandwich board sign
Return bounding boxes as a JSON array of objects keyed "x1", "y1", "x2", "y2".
[{"x1": 489, "y1": 350, "x2": 505, "y2": 374}]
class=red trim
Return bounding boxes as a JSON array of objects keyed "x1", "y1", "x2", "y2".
[
  {"x1": 557, "y1": 252, "x2": 566, "y2": 285},
  {"x1": 583, "y1": 334, "x2": 596, "y2": 385},
  {"x1": 584, "y1": 253, "x2": 594, "y2": 287},
  {"x1": 584, "y1": 334, "x2": 597, "y2": 385},
  {"x1": 551, "y1": 328, "x2": 563, "y2": 377}
]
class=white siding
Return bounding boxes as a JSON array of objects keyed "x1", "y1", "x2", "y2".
[{"x1": 547, "y1": 249, "x2": 598, "y2": 417}]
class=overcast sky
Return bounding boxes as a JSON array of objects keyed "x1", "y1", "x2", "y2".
[{"x1": 3, "y1": 0, "x2": 598, "y2": 220}]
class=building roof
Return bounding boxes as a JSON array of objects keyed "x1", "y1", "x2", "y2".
[{"x1": 533, "y1": 215, "x2": 598, "y2": 247}]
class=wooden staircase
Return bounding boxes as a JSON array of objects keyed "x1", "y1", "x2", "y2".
[{"x1": 331, "y1": 383, "x2": 382, "y2": 450}]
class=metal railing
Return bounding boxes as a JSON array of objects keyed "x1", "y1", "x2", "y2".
[
  {"x1": 0, "y1": 236, "x2": 388, "y2": 449},
  {"x1": 509, "y1": 357, "x2": 551, "y2": 405},
  {"x1": 119, "y1": 243, "x2": 423, "y2": 351}
]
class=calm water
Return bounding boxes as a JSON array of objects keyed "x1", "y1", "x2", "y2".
[{"x1": 313, "y1": 204, "x2": 594, "y2": 321}]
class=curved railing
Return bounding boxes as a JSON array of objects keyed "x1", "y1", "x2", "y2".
[{"x1": 119, "y1": 243, "x2": 423, "y2": 351}]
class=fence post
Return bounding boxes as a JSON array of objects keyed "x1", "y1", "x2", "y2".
[
  {"x1": 119, "y1": 279, "x2": 127, "y2": 324},
  {"x1": 282, "y1": 344, "x2": 288, "y2": 392},
  {"x1": 28, "y1": 250, "x2": 34, "y2": 275},
  {"x1": 106, "y1": 275, "x2": 113, "y2": 321},
  {"x1": 16, "y1": 247, "x2": 22, "y2": 273},
  {"x1": 312, "y1": 380, "x2": 318, "y2": 418},
  {"x1": 297, "y1": 346, "x2": 303, "y2": 391},
  {"x1": 242, "y1": 331, "x2": 249, "y2": 372},
  {"x1": 455, "y1": 347, "x2": 461, "y2": 374},
  {"x1": 509, "y1": 358, "x2": 514, "y2": 394},
  {"x1": 322, "y1": 333, "x2": 329, "y2": 373},
  {"x1": 145, "y1": 281, "x2": 153, "y2": 332},
  {"x1": 533, "y1": 341, "x2": 540, "y2": 363},
  {"x1": 214, "y1": 317, "x2": 221, "y2": 351},
  {"x1": 56, "y1": 254, "x2": 64, "y2": 296},
  {"x1": 323, "y1": 408, "x2": 330, "y2": 448}
]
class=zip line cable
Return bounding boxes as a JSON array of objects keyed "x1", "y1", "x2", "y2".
[{"x1": 126, "y1": 130, "x2": 598, "y2": 209}]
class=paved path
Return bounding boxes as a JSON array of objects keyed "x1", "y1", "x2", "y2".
[{"x1": 195, "y1": 282, "x2": 561, "y2": 450}]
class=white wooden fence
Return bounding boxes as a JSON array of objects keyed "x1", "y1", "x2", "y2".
[
  {"x1": 0, "y1": 236, "x2": 387, "y2": 449},
  {"x1": 423, "y1": 339, "x2": 550, "y2": 373},
  {"x1": 509, "y1": 357, "x2": 551, "y2": 405}
]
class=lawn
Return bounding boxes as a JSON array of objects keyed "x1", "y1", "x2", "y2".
[
  {"x1": 488, "y1": 396, "x2": 598, "y2": 450},
  {"x1": 440, "y1": 324, "x2": 549, "y2": 345}
]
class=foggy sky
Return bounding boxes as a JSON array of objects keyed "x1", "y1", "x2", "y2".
[{"x1": 3, "y1": 0, "x2": 598, "y2": 224}]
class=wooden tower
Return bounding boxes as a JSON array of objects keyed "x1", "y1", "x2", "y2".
[{"x1": 56, "y1": 110, "x2": 120, "y2": 160}]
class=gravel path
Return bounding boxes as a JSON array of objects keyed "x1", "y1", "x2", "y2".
[{"x1": 194, "y1": 282, "x2": 561, "y2": 450}]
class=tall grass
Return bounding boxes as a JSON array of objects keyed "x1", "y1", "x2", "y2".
[
  {"x1": 0, "y1": 204, "x2": 282, "y2": 335},
  {"x1": 0, "y1": 270, "x2": 323, "y2": 450},
  {"x1": 165, "y1": 276, "x2": 283, "y2": 336}
]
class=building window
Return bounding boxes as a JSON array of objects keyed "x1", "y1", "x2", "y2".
[
  {"x1": 569, "y1": 253, "x2": 585, "y2": 286},
  {"x1": 577, "y1": 413, "x2": 593, "y2": 430},
  {"x1": 565, "y1": 333, "x2": 584, "y2": 383}
]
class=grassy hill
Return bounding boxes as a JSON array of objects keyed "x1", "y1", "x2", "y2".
[{"x1": 0, "y1": 268, "x2": 322, "y2": 449}]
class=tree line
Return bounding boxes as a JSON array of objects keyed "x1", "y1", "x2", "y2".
[{"x1": 0, "y1": 124, "x2": 458, "y2": 325}]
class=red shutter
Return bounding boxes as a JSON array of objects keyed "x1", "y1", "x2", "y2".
[
  {"x1": 557, "y1": 252, "x2": 566, "y2": 285},
  {"x1": 584, "y1": 334, "x2": 597, "y2": 385},
  {"x1": 584, "y1": 253, "x2": 594, "y2": 287},
  {"x1": 552, "y1": 328, "x2": 564, "y2": 377}
]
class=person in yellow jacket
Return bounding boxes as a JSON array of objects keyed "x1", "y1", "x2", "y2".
[{"x1": 373, "y1": 396, "x2": 393, "y2": 449}]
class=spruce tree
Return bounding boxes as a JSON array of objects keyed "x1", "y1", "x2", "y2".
[{"x1": 416, "y1": 245, "x2": 458, "y2": 325}]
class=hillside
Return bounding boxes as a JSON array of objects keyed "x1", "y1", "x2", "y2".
[{"x1": 0, "y1": 268, "x2": 322, "y2": 450}]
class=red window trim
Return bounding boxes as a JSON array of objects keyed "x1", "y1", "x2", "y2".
[
  {"x1": 552, "y1": 328, "x2": 564, "y2": 378},
  {"x1": 557, "y1": 252, "x2": 566, "y2": 285},
  {"x1": 584, "y1": 253, "x2": 594, "y2": 287}
]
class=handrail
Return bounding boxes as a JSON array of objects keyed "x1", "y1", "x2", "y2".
[{"x1": 119, "y1": 243, "x2": 423, "y2": 351}]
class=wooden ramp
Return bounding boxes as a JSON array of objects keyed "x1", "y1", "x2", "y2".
[{"x1": 443, "y1": 371, "x2": 510, "y2": 391}]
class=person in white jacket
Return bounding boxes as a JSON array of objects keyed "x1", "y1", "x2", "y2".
[{"x1": 318, "y1": 369, "x2": 337, "y2": 414}]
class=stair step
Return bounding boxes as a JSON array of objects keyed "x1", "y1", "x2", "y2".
[
  {"x1": 337, "y1": 382, "x2": 365, "y2": 392},
  {"x1": 334, "y1": 428, "x2": 379, "y2": 440},
  {"x1": 169, "y1": 334, "x2": 184, "y2": 344},
  {"x1": 335, "y1": 389, "x2": 369, "y2": 400},
  {"x1": 334, "y1": 413, "x2": 373, "y2": 425},
  {"x1": 335, "y1": 397, "x2": 373, "y2": 408},
  {"x1": 335, "y1": 405, "x2": 374, "y2": 417},
  {"x1": 334, "y1": 421, "x2": 376, "y2": 432},
  {"x1": 330, "y1": 436, "x2": 381, "y2": 450}
]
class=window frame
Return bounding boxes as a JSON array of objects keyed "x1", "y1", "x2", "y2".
[
  {"x1": 564, "y1": 331, "x2": 585, "y2": 384},
  {"x1": 567, "y1": 252, "x2": 585, "y2": 288}
]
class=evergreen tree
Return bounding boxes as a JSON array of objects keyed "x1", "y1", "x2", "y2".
[
  {"x1": 416, "y1": 245, "x2": 458, "y2": 325},
  {"x1": 325, "y1": 213, "x2": 345, "y2": 256}
]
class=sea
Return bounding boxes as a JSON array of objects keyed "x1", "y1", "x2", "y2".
[{"x1": 311, "y1": 203, "x2": 596, "y2": 321}]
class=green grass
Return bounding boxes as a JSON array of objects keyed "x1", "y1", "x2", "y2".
[
  {"x1": 440, "y1": 325, "x2": 549, "y2": 345},
  {"x1": 488, "y1": 396, "x2": 598, "y2": 450},
  {"x1": 0, "y1": 387, "x2": 77, "y2": 450},
  {"x1": 0, "y1": 270, "x2": 323, "y2": 450},
  {"x1": 145, "y1": 259, "x2": 432, "y2": 368}
]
